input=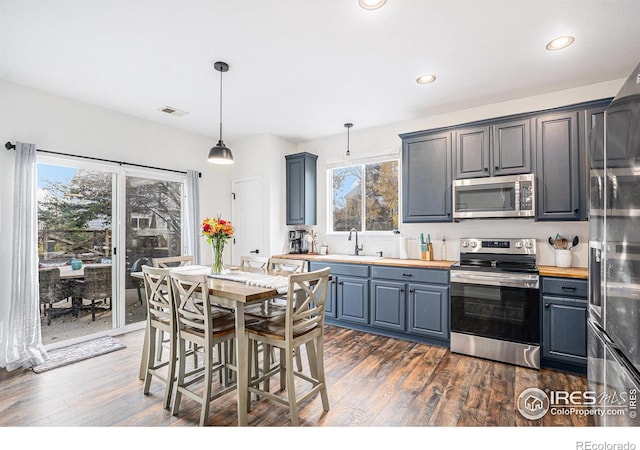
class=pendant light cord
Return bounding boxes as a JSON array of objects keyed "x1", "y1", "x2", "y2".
[{"x1": 219, "y1": 67, "x2": 223, "y2": 141}]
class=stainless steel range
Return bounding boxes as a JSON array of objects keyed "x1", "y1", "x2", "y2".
[{"x1": 450, "y1": 238, "x2": 541, "y2": 369}]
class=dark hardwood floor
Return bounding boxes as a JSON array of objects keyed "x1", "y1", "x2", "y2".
[{"x1": 0, "y1": 325, "x2": 594, "y2": 429}]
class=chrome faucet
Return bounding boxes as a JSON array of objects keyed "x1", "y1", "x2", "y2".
[{"x1": 348, "y1": 228, "x2": 363, "y2": 256}]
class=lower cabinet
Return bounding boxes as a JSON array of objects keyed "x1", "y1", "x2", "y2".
[
  {"x1": 311, "y1": 261, "x2": 450, "y2": 346},
  {"x1": 541, "y1": 277, "x2": 588, "y2": 372}
]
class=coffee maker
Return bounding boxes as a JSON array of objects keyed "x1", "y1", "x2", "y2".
[{"x1": 288, "y1": 230, "x2": 308, "y2": 254}]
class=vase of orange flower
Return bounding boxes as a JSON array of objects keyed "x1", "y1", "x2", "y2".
[{"x1": 201, "y1": 215, "x2": 234, "y2": 275}]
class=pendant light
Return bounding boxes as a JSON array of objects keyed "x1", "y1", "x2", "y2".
[
  {"x1": 344, "y1": 122, "x2": 353, "y2": 164},
  {"x1": 208, "y1": 61, "x2": 234, "y2": 164}
]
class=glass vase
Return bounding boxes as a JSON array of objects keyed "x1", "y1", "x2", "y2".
[{"x1": 211, "y1": 240, "x2": 225, "y2": 275}]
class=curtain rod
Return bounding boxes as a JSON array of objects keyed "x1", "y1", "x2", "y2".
[{"x1": 5, "y1": 141, "x2": 201, "y2": 178}]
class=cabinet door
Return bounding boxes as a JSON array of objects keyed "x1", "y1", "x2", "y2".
[
  {"x1": 407, "y1": 283, "x2": 449, "y2": 340},
  {"x1": 285, "y1": 153, "x2": 317, "y2": 225},
  {"x1": 542, "y1": 295, "x2": 587, "y2": 366},
  {"x1": 535, "y1": 111, "x2": 581, "y2": 221},
  {"x1": 454, "y1": 126, "x2": 490, "y2": 179},
  {"x1": 325, "y1": 278, "x2": 337, "y2": 318},
  {"x1": 337, "y1": 276, "x2": 369, "y2": 324},
  {"x1": 402, "y1": 132, "x2": 452, "y2": 222},
  {"x1": 492, "y1": 118, "x2": 531, "y2": 176},
  {"x1": 371, "y1": 280, "x2": 406, "y2": 332}
]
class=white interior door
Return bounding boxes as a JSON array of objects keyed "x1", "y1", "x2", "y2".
[{"x1": 231, "y1": 177, "x2": 264, "y2": 265}]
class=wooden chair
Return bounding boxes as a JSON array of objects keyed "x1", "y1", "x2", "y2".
[
  {"x1": 246, "y1": 267, "x2": 331, "y2": 425},
  {"x1": 169, "y1": 271, "x2": 239, "y2": 426},
  {"x1": 153, "y1": 255, "x2": 194, "y2": 268},
  {"x1": 72, "y1": 265, "x2": 111, "y2": 321},
  {"x1": 141, "y1": 265, "x2": 176, "y2": 409},
  {"x1": 244, "y1": 257, "x2": 307, "y2": 373},
  {"x1": 39, "y1": 267, "x2": 74, "y2": 326}
]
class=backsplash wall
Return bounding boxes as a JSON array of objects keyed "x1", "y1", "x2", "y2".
[{"x1": 315, "y1": 219, "x2": 588, "y2": 267}]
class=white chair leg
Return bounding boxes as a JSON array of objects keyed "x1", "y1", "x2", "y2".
[{"x1": 285, "y1": 349, "x2": 298, "y2": 426}]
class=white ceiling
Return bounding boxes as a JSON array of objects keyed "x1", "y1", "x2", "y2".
[{"x1": 1, "y1": 0, "x2": 639, "y2": 144}]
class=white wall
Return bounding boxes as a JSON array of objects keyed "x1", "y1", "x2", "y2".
[
  {"x1": 293, "y1": 78, "x2": 627, "y2": 268},
  {"x1": 0, "y1": 79, "x2": 231, "y2": 352},
  {"x1": 229, "y1": 133, "x2": 297, "y2": 261}
]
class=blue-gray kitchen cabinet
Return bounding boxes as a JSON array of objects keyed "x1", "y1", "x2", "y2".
[
  {"x1": 541, "y1": 277, "x2": 588, "y2": 373},
  {"x1": 400, "y1": 130, "x2": 452, "y2": 223},
  {"x1": 371, "y1": 266, "x2": 450, "y2": 344},
  {"x1": 285, "y1": 152, "x2": 317, "y2": 225},
  {"x1": 454, "y1": 118, "x2": 531, "y2": 179}
]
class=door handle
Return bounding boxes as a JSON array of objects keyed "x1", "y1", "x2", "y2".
[{"x1": 249, "y1": 249, "x2": 259, "y2": 254}]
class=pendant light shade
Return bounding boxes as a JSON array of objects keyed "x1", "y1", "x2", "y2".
[
  {"x1": 208, "y1": 61, "x2": 234, "y2": 164},
  {"x1": 344, "y1": 122, "x2": 353, "y2": 164}
]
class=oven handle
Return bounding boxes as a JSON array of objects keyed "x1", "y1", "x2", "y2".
[{"x1": 450, "y1": 270, "x2": 539, "y2": 289}]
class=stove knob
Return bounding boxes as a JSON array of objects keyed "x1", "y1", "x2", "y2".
[
  {"x1": 515, "y1": 241, "x2": 523, "y2": 249},
  {"x1": 525, "y1": 241, "x2": 533, "y2": 249},
  {"x1": 461, "y1": 240, "x2": 469, "y2": 248},
  {"x1": 470, "y1": 241, "x2": 478, "y2": 248}
]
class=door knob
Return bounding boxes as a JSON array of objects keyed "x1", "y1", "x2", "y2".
[{"x1": 250, "y1": 249, "x2": 259, "y2": 254}]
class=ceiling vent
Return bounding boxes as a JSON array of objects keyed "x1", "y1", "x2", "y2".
[{"x1": 159, "y1": 106, "x2": 189, "y2": 117}]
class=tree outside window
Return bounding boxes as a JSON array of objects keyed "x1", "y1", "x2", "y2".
[{"x1": 331, "y1": 159, "x2": 398, "y2": 232}]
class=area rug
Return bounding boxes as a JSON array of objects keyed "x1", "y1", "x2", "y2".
[{"x1": 32, "y1": 336, "x2": 126, "y2": 374}]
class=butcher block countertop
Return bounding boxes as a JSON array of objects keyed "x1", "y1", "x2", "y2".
[
  {"x1": 273, "y1": 254, "x2": 588, "y2": 278},
  {"x1": 537, "y1": 265, "x2": 588, "y2": 279},
  {"x1": 271, "y1": 253, "x2": 456, "y2": 269}
]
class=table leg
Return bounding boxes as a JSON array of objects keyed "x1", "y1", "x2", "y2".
[{"x1": 235, "y1": 302, "x2": 248, "y2": 426}]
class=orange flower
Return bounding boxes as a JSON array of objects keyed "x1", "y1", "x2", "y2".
[{"x1": 201, "y1": 215, "x2": 234, "y2": 246}]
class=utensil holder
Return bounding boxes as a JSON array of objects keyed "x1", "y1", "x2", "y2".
[
  {"x1": 554, "y1": 249, "x2": 572, "y2": 268},
  {"x1": 420, "y1": 243, "x2": 433, "y2": 261}
]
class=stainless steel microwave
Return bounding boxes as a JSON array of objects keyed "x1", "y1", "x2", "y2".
[{"x1": 452, "y1": 173, "x2": 535, "y2": 219}]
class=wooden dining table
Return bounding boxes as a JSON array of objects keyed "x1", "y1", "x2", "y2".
[{"x1": 132, "y1": 265, "x2": 292, "y2": 426}]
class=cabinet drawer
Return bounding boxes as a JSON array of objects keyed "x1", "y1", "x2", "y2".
[
  {"x1": 542, "y1": 277, "x2": 587, "y2": 298},
  {"x1": 371, "y1": 266, "x2": 449, "y2": 285},
  {"x1": 310, "y1": 262, "x2": 369, "y2": 277}
]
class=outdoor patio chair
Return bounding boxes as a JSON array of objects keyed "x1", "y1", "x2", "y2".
[
  {"x1": 72, "y1": 264, "x2": 112, "y2": 321},
  {"x1": 39, "y1": 267, "x2": 74, "y2": 326}
]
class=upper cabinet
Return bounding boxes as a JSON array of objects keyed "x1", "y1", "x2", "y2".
[
  {"x1": 285, "y1": 152, "x2": 317, "y2": 225},
  {"x1": 400, "y1": 98, "x2": 612, "y2": 223},
  {"x1": 454, "y1": 118, "x2": 531, "y2": 179},
  {"x1": 535, "y1": 111, "x2": 581, "y2": 221},
  {"x1": 401, "y1": 131, "x2": 452, "y2": 223}
]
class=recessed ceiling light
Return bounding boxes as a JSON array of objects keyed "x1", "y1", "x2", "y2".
[
  {"x1": 546, "y1": 35, "x2": 575, "y2": 51},
  {"x1": 416, "y1": 74, "x2": 436, "y2": 84},
  {"x1": 358, "y1": 0, "x2": 387, "y2": 10}
]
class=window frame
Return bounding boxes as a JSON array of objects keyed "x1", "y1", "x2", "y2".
[{"x1": 327, "y1": 154, "x2": 400, "y2": 235}]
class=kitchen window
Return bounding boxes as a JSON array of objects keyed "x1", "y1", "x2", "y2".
[{"x1": 329, "y1": 158, "x2": 398, "y2": 233}]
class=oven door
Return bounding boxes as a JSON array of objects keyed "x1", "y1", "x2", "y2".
[{"x1": 450, "y1": 270, "x2": 540, "y2": 345}]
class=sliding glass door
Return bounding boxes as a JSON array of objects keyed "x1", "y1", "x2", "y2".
[
  {"x1": 123, "y1": 175, "x2": 183, "y2": 326},
  {"x1": 36, "y1": 156, "x2": 185, "y2": 346}
]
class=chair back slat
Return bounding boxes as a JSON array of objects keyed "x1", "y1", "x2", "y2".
[
  {"x1": 153, "y1": 256, "x2": 194, "y2": 268},
  {"x1": 268, "y1": 257, "x2": 306, "y2": 274},
  {"x1": 240, "y1": 255, "x2": 269, "y2": 269},
  {"x1": 169, "y1": 272, "x2": 211, "y2": 338},
  {"x1": 141, "y1": 265, "x2": 173, "y2": 328},
  {"x1": 286, "y1": 268, "x2": 330, "y2": 340}
]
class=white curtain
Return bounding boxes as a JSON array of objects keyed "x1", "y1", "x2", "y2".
[
  {"x1": 184, "y1": 169, "x2": 201, "y2": 264},
  {"x1": 4, "y1": 142, "x2": 47, "y2": 370}
]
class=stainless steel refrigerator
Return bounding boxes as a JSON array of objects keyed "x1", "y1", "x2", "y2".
[{"x1": 588, "y1": 61, "x2": 640, "y2": 426}]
